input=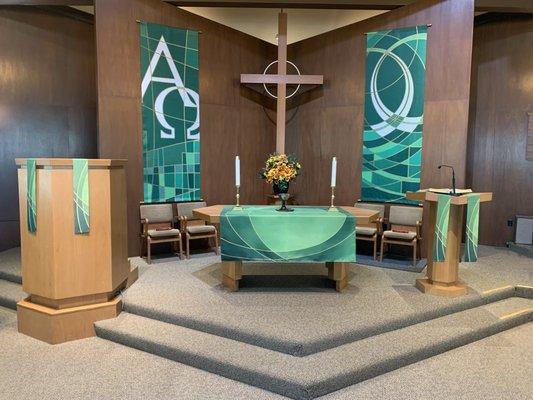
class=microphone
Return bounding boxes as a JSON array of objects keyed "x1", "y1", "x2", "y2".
[{"x1": 438, "y1": 164, "x2": 457, "y2": 196}]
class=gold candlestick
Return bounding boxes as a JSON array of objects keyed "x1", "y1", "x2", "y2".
[
  {"x1": 234, "y1": 185, "x2": 242, "y2": 210},
  {"x1": 329, "y1": 186, "x2": 337, "y2": 211}
]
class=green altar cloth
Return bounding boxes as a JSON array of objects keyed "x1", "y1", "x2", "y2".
[{"x1": 220, "y1": 206, "x2": 356, "y2": 262}]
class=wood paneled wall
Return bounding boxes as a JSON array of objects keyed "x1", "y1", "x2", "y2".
[
  {"x1": 286, "y1": 0, "x2": 474, "y2": 207},
  {"x1": 467, "y1": 15, "x2": 533, "y2": 245},
  {"x1": 95, "y1": 0, "x2": 276, "y2": 256},
  {"x1": 0, "y1": 7, "x2": 97, "y2": 252}
]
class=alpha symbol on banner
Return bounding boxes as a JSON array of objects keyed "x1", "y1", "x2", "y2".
[{"x1": 141, "y1": 35, "x2": 200, "y2": 140}]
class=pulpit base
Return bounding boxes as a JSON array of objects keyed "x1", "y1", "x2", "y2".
[
  {"x1": 415, "y1": 278, "x2": 468, "y2": 297},
  {"x1": 17, "y1": 296, "x2": 122, "y2": 344}
]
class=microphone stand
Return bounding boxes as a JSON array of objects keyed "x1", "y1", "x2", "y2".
[{"x1": 438, "y1": 164, "x2": 458, "y2": 196}]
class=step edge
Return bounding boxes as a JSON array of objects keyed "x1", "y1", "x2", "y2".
[
  {"x1": 121, "y1": 284, "x2": 518, "y2": 356},
  {"x1": 95, "y1": 305, "x2": 533, "y2": 400}
]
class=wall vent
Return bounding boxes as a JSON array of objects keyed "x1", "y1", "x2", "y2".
[{"x1": 516, "y1": 215, "x2": 533, "y2": 245}]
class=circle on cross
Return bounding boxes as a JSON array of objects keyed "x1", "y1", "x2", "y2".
[{"x1": 263, "y1": 60, "x2": 301, "y2": 99}]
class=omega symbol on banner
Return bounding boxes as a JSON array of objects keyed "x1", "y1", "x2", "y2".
[{"x1": 141, "y1": 36, "x2": 200, "y2": 140}]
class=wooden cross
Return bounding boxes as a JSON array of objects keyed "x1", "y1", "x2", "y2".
[{"x1": 240, "y1": 11, "x2": 323, "y2": 154}]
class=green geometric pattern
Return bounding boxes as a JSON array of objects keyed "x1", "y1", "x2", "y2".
[
  {"x1": 464, "y1": 194, "x2": 480, "y2": 262},
  {"x1": 26, "y1": 158, "x2": 36, "y2": 233},
  {"x1": 361, "y1": 26, "x2": 428, "y2": 204},
  {"x1": 220, "y1": 206, "x2": 356, "y2": 263},
  {"x1": 433, "y1": 194, "x2": 451, "y2": 262},
  {"x1": 140, "y1": 22, "x2": 200, "y2": 202},
  {"x1": 73, "y1": 159, "x2": 90, "y2": 234}
]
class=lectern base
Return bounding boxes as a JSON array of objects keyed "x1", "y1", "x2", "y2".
[
  {"x1": 17, "y1": 296, "x2": 122, "y2": 344},
  {"x1": 415, "y1": 278, "x2": 468, "y2": 297}
]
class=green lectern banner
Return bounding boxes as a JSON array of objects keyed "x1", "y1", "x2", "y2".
[
  {"x1": 140, "y1": 22, "x2": 200, "y2": 202},
  {"x1": 220, "y1": 206, "x2": 356, "y2": 262},
  {"x1": 26, "y1": 158, "x2": 36, "y2": 233},
  {"x1": 433, "y1": 194, "x2": 452, "y2": 262},
  {"x1": 73, "y1": 159, "x2": 90, "y2": 234},
  {"x1": 464, "y1": 194, "x2": 480, "y2": 262},
  {"x1": 361, "y1": 26, "x2": 428, "y2": 204}
]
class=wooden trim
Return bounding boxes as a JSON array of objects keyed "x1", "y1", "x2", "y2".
[
  {"x1": 15, "y1": 158, "x2": 127, "y2": 167},
  {"x1": 406, "y1": 190, "x2": 493, "y2": 204},
  {"x1": 17, "y1": 296, "x2": 122, "y2": 344},
  {"x1": 241, "y1": 74, "x2": 324, "y2": 85},
  {"x1": 192, "y1": 204, "x2": 379, "y2": 224}
]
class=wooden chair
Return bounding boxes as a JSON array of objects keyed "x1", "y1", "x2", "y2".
[
  {"x1": 354, "y1": 202, "x2": 385, "y2": 260},
  {"x1": 140, "y1": 203, "x2": 183, "y2": 264},
  {"x1": 176, "y1": 201, "x2": 219, "y2": 259},
  {"x1": 380, "y1": 205, "x2": 423, "y2": 266}
]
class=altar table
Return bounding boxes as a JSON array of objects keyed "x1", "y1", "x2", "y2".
[{"x1": 193, "y1": 205, "x2": 380, "y2": 292}]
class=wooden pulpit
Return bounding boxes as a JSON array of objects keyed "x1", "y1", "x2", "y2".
[
  {"x1": 406, "y1": 190, "x2": 492, "y2": 297},
  {"x1": 15, "y1": 158, "x2": 135, "y2": 344}
]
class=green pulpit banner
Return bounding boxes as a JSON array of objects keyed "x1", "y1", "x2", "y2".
[
  {"x1": 220, "y1": 206, "x2": 356, "y2": 262},
  {"x1": 361, "y1": 26, "x2": 428, "y2": 204},
  {"x1": 139, "y1": 22, "x2": 200, "y2": 203},
  {"x1": 464, "y1": 194, "x2": 480, "y2": 262},
  {"x1": 26, "y1": 158, "x2": 36, "y2": 233},
  {"x1": 433, "y1": 194, "x2": 451, "y2": 262},
  {"x1": 73, "y1": 159, "x2": 90, "y2": 234}
]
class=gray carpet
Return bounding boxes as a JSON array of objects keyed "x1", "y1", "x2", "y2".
[
  {"x1": 0, "y1": 307, "x2": 282, "y2": 400},
  {"x1": 0, "y1": 279, "x2": 24, "y2": 310},
  {"x1": 119, "y1": 246, "x2": 532, "y2": 356},
  {"x1": 0, "y1": 247, "x2": 25, "y2": 309},
  {"x1": 1, "y1": 305, "x2": 531, "y2": 400},
  {"x1": 97, "y1": 297, "x2": 533, "y2": 400},
  {"x1": 0, "y1": 247, "x2": 21, "y2": 284},
  {"x1": 356, "y1": 254, "x2": 427, "y2": 272},
  {"x1": 0, "y1": 244, "x2": 532, "y2": 399}
]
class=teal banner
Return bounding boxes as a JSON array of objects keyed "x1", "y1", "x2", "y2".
[
  {"x1": 26, "y1": 158, "x2": 36, "y2": 233},
  {"x1": 220, "y1": 206, "x2": 356, "y2": 263},
  {"x1": 464, "y1": 194, "x2": 480, "y2": 262},
  {"x1": 73, "y1": 159, "x2": 90, "y2": 234},
  {"x1": 361, "y1": 26, "x2": 428, "y2": 204},
  {"x1": 140, "y1": 22, "x2": 200, "y2": 202},
  {"x1": 433, "y1": 194, "x2": 451, "y2": 262}
]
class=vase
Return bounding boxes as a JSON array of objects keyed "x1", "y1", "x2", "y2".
[{"x1": 273, "y1": 181, "x2": 289, "y2": 194}]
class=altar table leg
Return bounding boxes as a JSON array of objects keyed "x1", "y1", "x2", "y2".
[
  {"x1": 326, "y1": 262, "x2": 348, "y2": 292},
  {"x1": 221, "y1": 261, "x2": 243, "y2": 292}
]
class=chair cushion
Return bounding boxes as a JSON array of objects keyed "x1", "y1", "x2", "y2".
[
  {"x1": 383, "y1": 230, "x2": 416, "y2": 240},
  {"x1": 187, "y1": 225, "x2": 216, "y2": 235},
  {"x1": 356, "y1": 226, "x2": 377, "y2": 236},
  {"x1": 148, "y1": 228, "x2": 181, "y2": 238}
]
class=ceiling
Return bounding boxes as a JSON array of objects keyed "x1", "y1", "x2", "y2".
[
  {"x1": 179, "y1": 8, "x2": 386, "y2": 44},
  {"x1": 70, "y1": 6, "x2": 386, "y2": 44}
]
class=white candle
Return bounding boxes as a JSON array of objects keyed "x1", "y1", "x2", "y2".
[
  {"x1": 331, "y1": 157, "x2": 337, "y2": 187},
  {"x1": 235, "y1": 156, "x2": 240, "y2": 187}
]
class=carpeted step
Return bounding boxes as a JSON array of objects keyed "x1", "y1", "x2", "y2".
[
  {"x1": 0, "y1": 279, "x2": 25, "y2": 310},
  {"x1": 0, "y1": 247, "x2": 22, "y2": 284},
  {"x1": 122, "y1": 284, "x2": 517, "y2": 356},
  {"x1": 96, "y1": 297, "x2": 533, "y2": 400}
]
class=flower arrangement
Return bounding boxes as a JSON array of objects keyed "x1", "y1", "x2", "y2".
[{"x1": 260, "y1": 153, "x2": 301, "y2": 193}]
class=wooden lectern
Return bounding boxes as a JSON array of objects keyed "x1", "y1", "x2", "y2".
[
  {"x1": 15, "y1": 158, "x2": 135, "y2": 344},
  {"x1": 406, "y1": 190, "x2": 492, "y2": 297}
]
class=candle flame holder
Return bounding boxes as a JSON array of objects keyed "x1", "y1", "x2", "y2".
[
  {"x1": 328, "y1": 186, "x2": 338, "y2": 212},
  {"x1": 234, "y1": 185, "x2": 242, "y2": 210}
]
